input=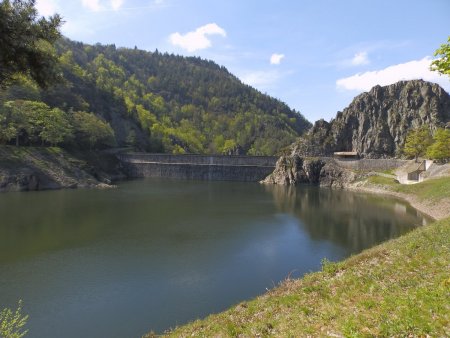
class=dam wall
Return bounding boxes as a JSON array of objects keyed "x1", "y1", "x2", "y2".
[{"x1": 118, "y1": 153, "x2": 278, "y2": 182}]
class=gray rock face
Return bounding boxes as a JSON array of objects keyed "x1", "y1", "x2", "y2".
[
  {"x1": 319, "y1": 162, "x2": 357, "y2": 188},
  {"x1": 295, "y1": 80, "x2": 450, "y2": 158},
  {"x1": 261, "y1": 156, "x2": 327, "y2": 185},
  {"x1": 261, "y1": 156, "x2": 356, "y2": 188}
]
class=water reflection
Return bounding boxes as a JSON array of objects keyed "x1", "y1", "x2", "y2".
[
  {"x1": 0, "y1": 179, "x2": 429, "y2": 337},
  {"x1": 265, "y1": 184, "x2": 429, "y2": 253}
]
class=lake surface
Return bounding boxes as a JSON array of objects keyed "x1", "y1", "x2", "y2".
[{"x1": 0, "y1": 179, "x2": 429, "y2": 337}]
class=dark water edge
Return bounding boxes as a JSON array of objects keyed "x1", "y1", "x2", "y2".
[{"x1": 0, "y1": 179, "x2": 430, "y2": 337}]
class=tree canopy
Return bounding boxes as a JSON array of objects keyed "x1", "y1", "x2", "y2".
[
  {"x1": 427, "y1": 128, "x2": 450, "y2": 162},
  {"x1": 403, "y1": 126, "x2": 433, "y2": 161},
  {"x1": 1, "y1": 38, "x2": 311, "y2": 155},
  {"x1": 0, "y1": 100, "x2": 115, "y2": 149},
  {"x1": 0, "y1": 1, "x2": 310, "y2": 155},
  {"x1": 430, "y1": 36, "x2": 450, "y2": 78},
  {"x1": 0, "y1": 0, "x2": 62, "y2": 87}
]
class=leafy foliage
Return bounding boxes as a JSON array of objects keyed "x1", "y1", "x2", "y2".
[
  {"x1": 403, "y1": 126, "x2": 433, "y2": 161},
  {"x1": 19, "y1": 39, "x2": 310, "y2": 155},
  {"x1": 0, "y1": 2, "x2": 310, "y2": 155},
  {"x1": 0, "y1": 0, "x2": 62, "y2": 87},
  {"x1": 430, "y1": 36, "x2": 450, "y2": 77},
  {"x1": 427, "y1": 128, "x2": 450, "y2": 162},
  {"x1": 72, "y1": 111, "x2": 116, "y2": 149},
  {"x1": 0, "y1": 100, "x2": 115, "y2": 149},
  {"x1": 0, "y1": 300, "x2": 28, "y2": 338}
]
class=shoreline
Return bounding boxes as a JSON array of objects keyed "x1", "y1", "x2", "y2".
[{"x1": 344, "y1": 182, "x2": 450, "y2": 221}]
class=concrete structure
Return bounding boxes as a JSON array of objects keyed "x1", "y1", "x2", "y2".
[
  {"x1": 117, "y1": 153, "x2": 278, "y2": 182},
  {"x1": 333, "y1": 158, "x2": 408, "y2": 171},
  {"x1": 407, "y1": 160, "x2": 434, "y2": 182},
  {"x1": 333, "y1": 151, "x2": 359, "y2": 159}
]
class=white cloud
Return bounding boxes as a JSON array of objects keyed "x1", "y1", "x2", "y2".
[
  {"x1": 336, "y1": 57, "x2": 450, "y2": 92},
  {"x1": 351, "y1": 51, "x2": 369, "y2": 66},
  {"x1": 35, "y1": 0, "x2": 58, "y2": 16},
  {"x1": 239, "y1": 70, "x2": 282, "y2": 89},
  {"x1": 270, "y1": 53, "x2": 285, "y2": 65},
  {"x1": 169, "y1": 23, "x2": 226, "y2": 52},
  {"x1": 110, "y1": 0, "x2": 124, "y2": 10},
  {"x1": 61, "y1": 20, "x2": 95, "y2": 37},
  {"x1": 81, "y1": 0, "x2": 102, "y2": 11}
]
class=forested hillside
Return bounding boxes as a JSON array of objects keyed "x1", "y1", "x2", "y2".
[{"x1": 1, "y1": 38, "x2": 310, "y2": 155}]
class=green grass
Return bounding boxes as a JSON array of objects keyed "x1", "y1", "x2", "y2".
[
  {"x1": 366, "y1": 175, "x2": 399, "y2": 186},
  {"x1": 393, "y1": 177, "x2": 450, "y2": 200},
  {"x1": 375, "y1": 168, "x2": 396, "y2": 175},
  {"x1": 366, "y1": 175, "x2": 450, "y2": 201},
  {"x1": 162, "y1": 217, "x2": 450, "y2": 337}
]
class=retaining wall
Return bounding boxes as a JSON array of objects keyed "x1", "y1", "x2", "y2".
[
  {"x1": 118, "y1": 153, "x2": 277, "y2": 166},
  {"x1": 118, "y1": 153, "x2": 277, "y2": 182},
  {"x1": 333, "y1": 158, "x2": 409, "y2": 171}
]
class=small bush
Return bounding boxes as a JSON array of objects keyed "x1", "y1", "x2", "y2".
[{"x1": 0, "y1": 300, "x2": 28, "y2": 338}]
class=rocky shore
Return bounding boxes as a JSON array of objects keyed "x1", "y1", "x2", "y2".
[
  {"x1": 346, "y1": 182, "x2": 450, "y2": 221},
  {"x1": 261, "y1": 154, "x2": 450, "y2": 220},
  {"x1": 261, "y1": 155, "x2": 357, "y2": 188},
  {"x1": 0, "y1": 146, "x2": 125, "y2": 192}
]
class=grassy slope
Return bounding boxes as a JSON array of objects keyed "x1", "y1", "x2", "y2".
[
  {"x1": 367, "y1": 176, "x2": 450, "y2": 201},
  {"x1": 164, "y1": 217, "x2": 450, "y2": 337}
]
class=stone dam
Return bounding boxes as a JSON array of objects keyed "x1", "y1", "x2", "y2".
[{"x1": 117, "y1": 153, "x2": 278, "y2": 182}]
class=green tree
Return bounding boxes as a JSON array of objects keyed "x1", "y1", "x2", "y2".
[
  {"x1": 222, "y1": 139, "x2": 237, "y2": 154},
  {"x1": 1, "y1": 100, "x2": 72, "y2": 146},
  {"x1": 37, "y1": 107, "x2": 72, "y2": 146},
  {"x1": 430, "y1": 36, "x2": 450, "y2": 77},
  {"x1": 0, "y1": 0, "x2": 62, "y2": 87},
  {"x1": 403, "y1": 126, "x2": 433, "y2": 162},
  {"x1": 72, "y1": 111, "x2": 116, "y2": 149},
  {"x1": 0, "y1": 300, "x2": 28, "y2": 338},
  {"x1": 427, "y1": 128, "x2": 450, "y2": 162},
  {"x1": 2, "y1": 100, "x2": 32, "y2": 146},
  {"x1": 136, "y1": 104, "x2": 157, "y2": 131},
  {"x1": 0, "y1": 110, "x2": 17, "y2": 143}
]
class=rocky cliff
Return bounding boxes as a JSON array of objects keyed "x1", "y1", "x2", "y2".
[
  {"x1": 293, "y1": 80, "x2": 450, "y2": 158},
  {"x1": 262, "y1": 80, "x2": 450, "y2": 187},
  {"x1": 261, "y1": 156, "x2": 357, "y2": 188}
]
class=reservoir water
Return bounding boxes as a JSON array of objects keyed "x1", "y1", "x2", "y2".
[{"x1": 0, "y1": 179, "x2": 429, "y2": 337}]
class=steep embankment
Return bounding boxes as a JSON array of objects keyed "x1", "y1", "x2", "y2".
[
  {"x1": 293, "y1": 80, "x2": 450, "y2": 158},
  {"x1": 161, "y1": 216, "x2": 450, "y2": 337},
  {"x1": 0, "y1": 146, "x2": 124, "y2": 192}
]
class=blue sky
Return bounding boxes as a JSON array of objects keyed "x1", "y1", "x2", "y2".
[{"x1": 36, "y1": 0, "x2": 450, "y2": 123}]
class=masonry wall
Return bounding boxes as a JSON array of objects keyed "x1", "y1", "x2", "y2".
[
  {"x1": 118, "y1": 153, "x2": 277, "y2": 166},
  {"x1": 333, "y1": 158, "x2": 409, "y2": 171},
  {"x1": 118, "y1": 153, "x2": 410, "y2": 182},
  {"x1": 118, "y1": 154, "x2": 277, "y2": 182}
]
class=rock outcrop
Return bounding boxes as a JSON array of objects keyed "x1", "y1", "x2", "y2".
[
  {"x1": 319, "y1": 161, "x2": 357, "y2": 188},
  {"x1": 294, "y1": 80, "x2": 450, "y2": 158},
  {"x1": 262, "y1": 80, "x2": 450, "y2": 187},
  {"x1": 261, "y1": 156, "x2": 327, "y2": 185},
  {"x1": 0, "y1": 147, "x2": 124, "y2": 192},
  {"x1": 261, "y1": 156, "x2": 357, "y2": 188}
]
